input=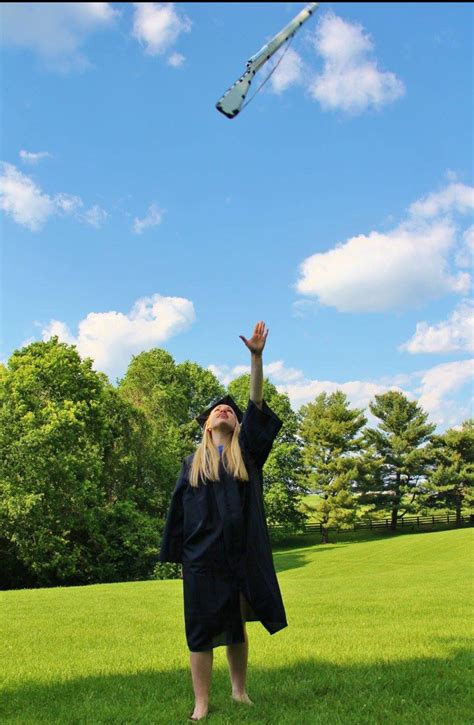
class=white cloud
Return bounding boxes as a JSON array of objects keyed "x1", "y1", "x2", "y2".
[
  {"x1": 133, "y1": 203, "x2": 163, "y2": 234},
  {"x1": 269, "y1": 47, "x2": 305, "y2": 94},
  {"x1": 295, "y1": 220, "x2": 469, "y2": 313},
  {"x1": 264, "y1": 360, "x2": 306, "y2": 383},
  {"x1": 167, "y1": 51, "x2": 185, "y2": 67},
  {"x1": 279, "y1": 378, "x2": 408, "y2": 423},
  {"x1": 295, "y1": 182, "x2": 473, "y2": 313},
  {"x1": 55, "y1": 192, "x2": 83, "y2": 215},
  {"x1": 82, "y1": 204, "x2": 108, "y2": 228},
  {"x1": 463, "y1": 225, "x2": 474, "y2": 252},
  {"x1": 41, "y1": 320, "x2": 77, "y2": 346},
  {"x1": 409, "y1": 182, "x2": 474, "y2": 219},
  {"x1": 19, "y1": 150, "x2": 53, "y2": 165},
  {"x1": 455, "y1": 225, "x2": 474, "y2": 268},
  {"x1": 0, "y1": 3, "x2": 118, "y2": 70},
  {"x1": 291, "y1": 299, "x2": 319, "y2": 319},
  {"x1": 132, "y1": 3, "x2": 191, "y2": 57},
  {"x1": 208, "y1": 357, "x2": 472, "y2": 431},
  {"x1": 0, "y1": 162, "x2": 55, "y2": 230},
  {"x1": 309, "y1": 12, "x2": 405, "y2": 113},
  {"x1": 208, "y1": 364, "x2": 251, "y2": 387},
  {"x1": 209, "y1": 359, "x2": 306, "y2": 387},
  {"x1": 413, "y1": 359, "x2": 473, "y2": 426},
  {"x1": 399, "y1": 300, "x2": 474, "y2": 354},
  {"x1": 209, "y1": 360, "x2": 403, "y2": 421},
  {"x1": 0, "y1": 162, "x2": 107, "y2": 231},
  {"x1": 41, "y1": 293, "x2": 196, "y2": 381}
]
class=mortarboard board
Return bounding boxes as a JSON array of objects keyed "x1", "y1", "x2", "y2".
[{"x1": 195, "y1": 394, "x2": 243, "y2": 428}]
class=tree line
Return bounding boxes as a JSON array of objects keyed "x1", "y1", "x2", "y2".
[{"x1": 0, "y1": 337, "x2": 472, "y2": 589}]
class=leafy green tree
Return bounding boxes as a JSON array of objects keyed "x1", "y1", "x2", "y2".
[
  {"x1": 117, "y1": 350, "x2": 231, "y2": 581},
  {"x1": 422, "y1": 419, "x2": 474, "y2": 526},
  {"x1": 362, "y1": 391, "x2": 436, "y2": 530},
  {"x1": 175, "y1": 360, "x2": 225, "y2": 446},
  {"x1": 228, "y1": 374, "x2": 306, "y2": 532},
  {"x1": 297, "y1": 390, "x2": 367, "y2": 543},
  {"x1": 0, "y1": 338, "x2": 104, "y2": 586},
  {"x1": 118, "y1": 350, "x2": 225, "y2": 486},
  {"x1": 118, "y1": 348, "x2": 187, "y2": 466},
  {"x1": 1, "y1": 340, "x2": 100, "y2": 584},
  {"x1": 0, "y1": 338, "x2": 166, "y2": 588},
  {"x1": 93, "y1": 383, "x2": 164, "y2": 583}
]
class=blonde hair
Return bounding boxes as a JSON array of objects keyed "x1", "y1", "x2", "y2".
[{"x1": 189, "y1": 417, "x2": 249, "y2": 487}]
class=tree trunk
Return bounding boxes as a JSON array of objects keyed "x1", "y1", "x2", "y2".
[
  {"x1": 390, "y1": 506, "x2": 398, "y2": 531},
  {"x1": 321, "y1": 527, "x2": 329, "y2": 544},
  {"x1": 391, "y1": 474, "x2": 401, "y2": 531},
  {"x1": 456, "y1": 503, "x2": 462, "y2": 528}
]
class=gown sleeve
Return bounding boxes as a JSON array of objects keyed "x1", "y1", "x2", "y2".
[
  {"x1": 158, "y1": 459, "x2": 187, "y2": 564},
  {"x1": 238, "y1": 398, "x2": 283, "y2": 468}
]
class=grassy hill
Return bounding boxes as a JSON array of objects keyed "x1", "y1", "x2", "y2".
[{"x1": 2, "y1": 528, "x2": 472, "y2": 724}]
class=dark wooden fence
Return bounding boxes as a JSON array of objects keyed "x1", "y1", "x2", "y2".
[{"x1": 270, "y1": 512, "x2": 473, "y2": 535}]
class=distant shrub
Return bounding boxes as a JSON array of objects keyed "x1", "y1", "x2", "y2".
[{"x1": 152, "y1": 562, "x2": 182, "y2": 580}]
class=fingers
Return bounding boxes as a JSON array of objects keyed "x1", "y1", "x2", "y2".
[{"x1": 248, "y1": 321, "x2": 270, "y2": 341}]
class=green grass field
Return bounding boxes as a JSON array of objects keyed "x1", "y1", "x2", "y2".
[{"x1": 2, "y1": 528, "x2": 472, "y2": 724}]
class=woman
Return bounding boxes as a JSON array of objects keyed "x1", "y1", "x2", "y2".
[{"x1": 158, "y1": 321, "x2": 288, "y2": 721}]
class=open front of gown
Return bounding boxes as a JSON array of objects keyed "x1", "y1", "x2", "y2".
[{"x1": 158, "y1": 398, "x2": 288, "y2": 652}]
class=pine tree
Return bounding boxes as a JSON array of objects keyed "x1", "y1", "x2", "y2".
[
  {"x1": 423, "y1": 419, "x2": 474, "y2": 526},
  {"x1": 362, "y1": 391, "x2": 436, "y2": 530},
  {"x1": 297, "y1": 390, "x2": 367, "y2": 543}
]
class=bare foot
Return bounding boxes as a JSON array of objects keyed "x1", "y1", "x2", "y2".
[
  {"x1": 189, "y1": 703, "x2": 209, "y2": 720},
  {"x1": 231, "y1": 691, "x2": 254, "y2": 706}
]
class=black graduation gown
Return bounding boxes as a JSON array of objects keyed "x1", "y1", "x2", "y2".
[{"x1": 158, "y1": 398, "x2": 288, "y2": 652}]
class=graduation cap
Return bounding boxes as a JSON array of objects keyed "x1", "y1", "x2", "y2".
[{"x1": 195, "y1": 394, "x2": 243, "y2": 429}]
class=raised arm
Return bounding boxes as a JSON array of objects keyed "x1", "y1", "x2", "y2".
[
  {"x1": 239, "y1": 320, "x2": 269, "y2": 410},
  {"x1": 238, "y1": 321, "x2": 283, "y2": 467}
]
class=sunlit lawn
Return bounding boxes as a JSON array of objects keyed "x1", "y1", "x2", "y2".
[{"x1": 2, "y1": 528, "x2": 472, "y2": 724}]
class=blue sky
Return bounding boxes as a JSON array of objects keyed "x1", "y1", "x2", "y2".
[{"x1": 1, "y1": 2, "x2": 472, "y2": 432}]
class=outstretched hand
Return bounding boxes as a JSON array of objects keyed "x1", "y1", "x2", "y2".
[{"x1": 239, "y1": 320, "x2": 269, "y2": 356}]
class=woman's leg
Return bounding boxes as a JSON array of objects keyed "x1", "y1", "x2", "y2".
[
  {"x1": 189, "y1": 648, "x2": 213, "y2": 718},
  {"x1": 226, "y1": 592, "x2": 253, "y2": 703}
]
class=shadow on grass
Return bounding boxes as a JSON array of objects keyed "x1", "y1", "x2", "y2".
[{"x1": 2, "y1": 643, "x2": 471, "y2": 724}]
